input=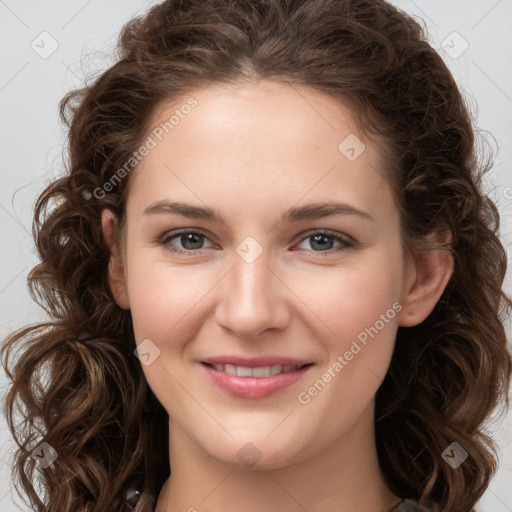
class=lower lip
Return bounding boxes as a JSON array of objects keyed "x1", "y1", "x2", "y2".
[{"x1": 200, "y1": 363, "x2": 313, "y2": 399}]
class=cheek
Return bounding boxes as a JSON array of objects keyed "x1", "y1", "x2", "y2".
[
  {"x1": 125, "y1": 245, "x2": 210, "y2": 342},
  {"x1": 125, "y1": 259, "x2": 205, "y2": 411},
  {"x1": 297, "y1": 253, "x2": 403, "y2": 349},
  {"x1": 127, "y1": 274, "x2": 173, "y2": 342},
  {"x1": 293, "y1": 258, "x2": 403, "y2": 429}
]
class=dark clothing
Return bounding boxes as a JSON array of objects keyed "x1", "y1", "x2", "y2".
[{"x1": 390, "y1": 498, "x2": 435, "y2": 511}]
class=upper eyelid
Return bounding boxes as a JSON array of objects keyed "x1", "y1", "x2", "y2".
[{"x1": 161, "y1": 228, "x2": 217, "y2": 245}]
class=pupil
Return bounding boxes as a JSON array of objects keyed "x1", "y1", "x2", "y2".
[
  {"x1": 182, "y1": 233, "x2": 203, "y2": 250},
  {"x1": 311, "y1": 234, "x2": 332, "y2": 251}
]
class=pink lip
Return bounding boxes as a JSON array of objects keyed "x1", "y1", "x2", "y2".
[
  {"x1": 201, "y1": 355, "x2": 312, "y2": 367},
  {"x1": 199, "y1": 362, "x2": 314, "y2": 399}
]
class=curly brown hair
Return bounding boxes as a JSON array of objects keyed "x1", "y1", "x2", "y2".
[{"x1": 1, "y1": 0, "x2": 511, "y2": 511}]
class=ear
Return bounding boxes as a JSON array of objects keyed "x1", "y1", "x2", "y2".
[
  {"x1": 101, "y1": 208, "x2": 130, "y2": 310},
  {"x1": 397, "y1": 230, "x2": 454, "y2": 327}
]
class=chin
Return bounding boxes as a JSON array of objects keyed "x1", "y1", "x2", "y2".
[{"x1": 200, "y1": 431, "x2": 308, "y2": 471}]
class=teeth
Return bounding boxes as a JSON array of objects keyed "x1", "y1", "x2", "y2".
[
  {"x1": 253, "y1": 366, "x2": 272, "y2": 377},
  {"x1": 224, "y1": 364, "x2": 237, "y2": 376},
  {"x1": 270, "y1": 364, "x2": 282, "y2": 375},
  {"x1": 209, "y1": 363, "x2": 304, "y2": 377},
  {"x1": 236, "y1": 366, "x2": 253, "y2": 377}
]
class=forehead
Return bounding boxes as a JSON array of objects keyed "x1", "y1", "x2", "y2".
[
  {"x1": 146, "y1": 80, "x2": 362, "y2": 150},
  {"x1": 126, "y1": 80, "x2": 395, "y2": 225}
]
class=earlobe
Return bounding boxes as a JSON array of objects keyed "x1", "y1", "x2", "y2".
[
  {"x1": 398, "y1": 230, "x2": 454, "y2": 327},
  {"x1": 101, "y1": 209, "x2": 130, "y2": 310}
]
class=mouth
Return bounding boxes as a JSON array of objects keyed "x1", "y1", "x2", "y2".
[
  {"x1": 201, "y1": 362, "x2": 313, "y2": 377},
  {"x1": 199, "y1": 361, "x2": 314, "y2": 399}
]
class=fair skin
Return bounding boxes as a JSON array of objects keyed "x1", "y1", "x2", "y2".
[{"x1": 102, "y1": 80, "x2": 453, "y2": 512}]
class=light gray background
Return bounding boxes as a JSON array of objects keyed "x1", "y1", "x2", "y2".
[{"x1": 1, "y1": 1, "x2": 511, "y2": 510}]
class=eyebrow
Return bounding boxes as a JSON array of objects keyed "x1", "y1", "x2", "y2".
[{"x1": 143, "y1": 200, "x2": 374, "y2": 224}]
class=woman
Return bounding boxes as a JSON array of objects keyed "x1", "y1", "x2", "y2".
[{"x1": 1, "y1": 1, "x2": 510, "y2": 511}]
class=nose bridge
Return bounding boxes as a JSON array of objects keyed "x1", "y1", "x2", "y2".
[{"x1": 215, "y1": 235, "x2": 288, "y2": 337}]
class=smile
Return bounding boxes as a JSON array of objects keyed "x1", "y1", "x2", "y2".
[
  {"x1": 200, "y1": 362, "x2": 314, "y2": 399},
  {"x1": 203, "y1": 362, "x2": 309, "y2": 377}
]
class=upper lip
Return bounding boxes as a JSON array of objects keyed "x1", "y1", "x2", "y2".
[{"x1": 201, "y1": 355, "x2": 313, "y2": 367}]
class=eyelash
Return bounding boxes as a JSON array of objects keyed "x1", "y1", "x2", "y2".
[{"x1": 155, "y1": 229, "x2": 354, "y2": 257}]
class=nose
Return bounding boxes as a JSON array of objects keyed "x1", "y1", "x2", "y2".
[{"x1": 214, "y1": 244, "x2": 291, "y2": 339}]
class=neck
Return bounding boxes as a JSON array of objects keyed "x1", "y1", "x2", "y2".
[{"x1": 155, "y1": 400, "x2": 401, "y2": 512}]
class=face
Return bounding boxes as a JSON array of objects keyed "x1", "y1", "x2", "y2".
[{"x1": 103, "y1": 80, "x2": 447, "y2": 470}]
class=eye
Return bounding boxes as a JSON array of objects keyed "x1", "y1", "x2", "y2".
[
  {"x1": 294, "y1": 230, "x2": 353, "y2": 255},
  {"x1": 156, "y1": 230, "x2": 215, "y2": 254},
  {"x1": 155, "y1": 229, "x2": 354, "y2": 256}
]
